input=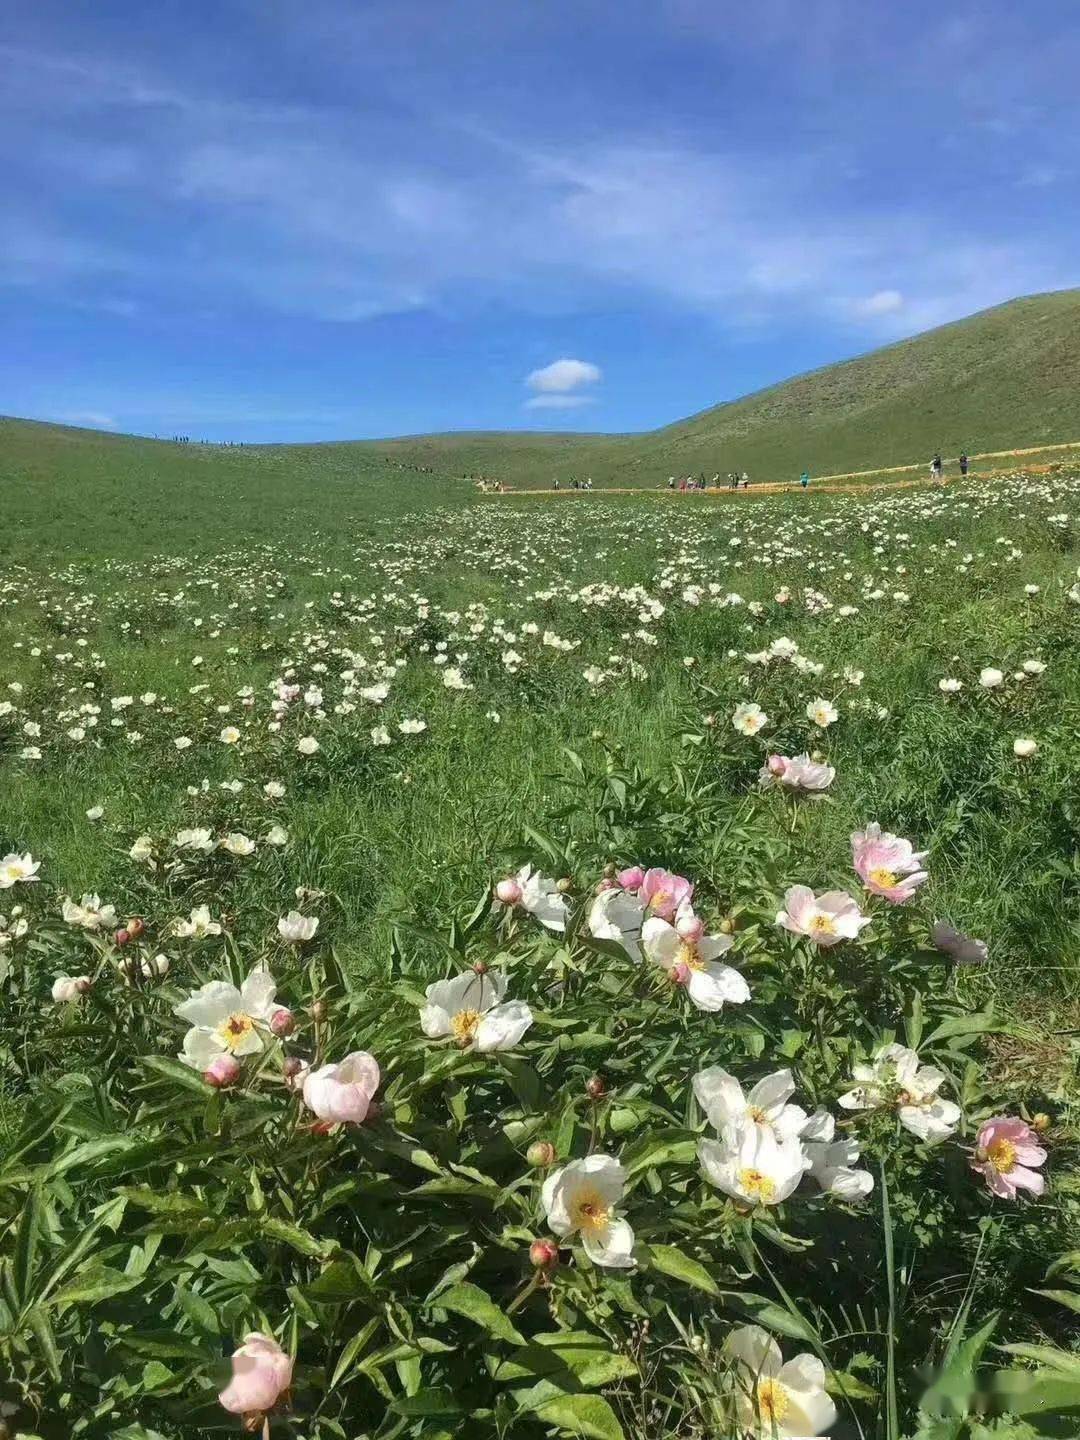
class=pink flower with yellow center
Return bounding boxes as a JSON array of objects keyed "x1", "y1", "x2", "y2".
[
  {"x1": 971, "y1": 1116, "x2": 1046, "y2": 1199},
  {"x1": 851, "y1": 823, "x2": 928, "y2": 904},
  {"x1": 638, "y1": 867, "x2": 693, "y2": 922}
]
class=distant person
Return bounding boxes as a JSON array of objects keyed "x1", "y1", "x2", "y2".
[
  {"x1": 800, "y1": 470, "x2": 810, "y2": 490},
  {"x1": 931, "y1": 452, "x2": 943, "y2": 482},
  {"x1": 959, "y1": 451, "x2": 969, "y2": 477},
  {"x1": 667, "y1": 476, "x2": 675, "y2": 490},
  {"x1": 553, "y1": 477, "x2": 560, "y2": 490}
]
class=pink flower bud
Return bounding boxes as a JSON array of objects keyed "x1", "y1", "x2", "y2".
[
  {"x1": 114, "y1": 928, "x2": 131, "y2": 947},
  {"x1": 495, "y1": 877, "x2": 522, "y2": 905},
  {"x1": 530, "y1": 1238, "x2": 560, "y2": 1269},
  {"x1": 596, "y1": 876, "x2": 618, "y2": 891},
  {"x1": 766, "y1": 754, "x2": 787, "y2": 775},
  {"x1": 270, "y1": 1007, "x2": 295, "y2": 1037},
  {"x1": 676, "y1": 914, "x2": 704, "y2": 942},
  {"x1": 617, "y1": 865, "x2": 645, "y2": 891},
  {"x1": 671, "y1": 961, "x2": 691, "y2": 986},
  {"x1": 204, "y1": 1054, "x2": 241, "y2": 1088},
  {"x1": 218, "y1": 1332, "x2": 293, "y2": 1416}
]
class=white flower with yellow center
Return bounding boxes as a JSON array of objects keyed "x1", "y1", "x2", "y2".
[
  {"x1": 420, "y1": 970, "x2": 533, "y2": 1051},
  {"x1": 838, "y1": 1042, "x2": 960, "y2": 1142},
  {"x1": 174, "y1": 969, "x2": 278, "y2": 1070},
  {"x1": 693, "y1": 1066, "x2": 807, "y2": 1146},
  {"x1": 642, "y1": 907, "x2": 750, "y2": 1013},
  {"x1": 61, "y1": 893, "x2": 118, "y2": 931},
  {"x1": 732, "y1": 701, "x2": 769, "y2": 736},
  {"x1": 587, "y1": 886, "x2": 646, "y2": 961},
  {"x1": 0, "y1": 853, "x2": 40, "y2": 889},
  {"x1": 173, "y1": 904, "x2": 223, "y2": 939},
  {"x1": 541, "y1": 1154, "x2": 635, "y2": 1268},
  {"x1": 700, "y1": 1122, "x2": 808, "y2": 1207},
  {"x1": 220, "y1": 832, "x2": 256, "y2": 857},
  {"x1": 723, "y1": 1324, "x2": 837, "y2": 1438}
]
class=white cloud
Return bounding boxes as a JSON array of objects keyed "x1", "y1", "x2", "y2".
[
  {"x1": 525, "y1": 357, "x2": 602, "y2": 394},
  {"x1": 524, "y1": 392, "x2": 596, "y2": 410},
  {"x1": 853, "y1": 288, "x2": 904, "y2": 317}
]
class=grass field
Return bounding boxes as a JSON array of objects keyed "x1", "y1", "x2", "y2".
[{"x1": 2, "y1": 416, "x2": 1080, "y2": 1437}]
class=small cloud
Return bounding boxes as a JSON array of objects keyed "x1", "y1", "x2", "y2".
[
  {"x1": 1018, "y1": 166, "x2": 1058, "y2": 188},
  {"x1": 853, "y1": 289, "x2": 904, "y2": 317},
  {"x1": 524, "y1": 393, "x2": 596, "y2": 410},
  {"x1": 525, "y1": 357, "x2": 602, "y2": 394},
  {"x1": 62, "y1": 410, "x2": 118, "y2": 430}
]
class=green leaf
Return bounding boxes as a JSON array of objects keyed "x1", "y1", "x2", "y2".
[
  {"x1": 304, "y1": 1257, "x2": 378, "y2": 1303},
  {"x1": 621, "y1": 1129, "x2": 698, "y2": 1176},
  {"x1": 47, "y1": 1264, "x2": 142, "y2": 1309},
  {"x1": 531, "y1": 1392, "x2": 626, "y2": 1440},
  {"x1": 498, "y1": 1055, "x2": 542, "y2": 1111},
  {"x1": 647, "y1": 1244, "x2": 720, "y2": 1296},
  {"x1": 923, "y1": 1007, "x2": 996, "y2": 1046},
  {"x1": 997, "y1": 1343, "x2": 1080, "y2": 1376},
  {"x1": 434, "y1": 1282, "x2": 526, "y2": 1345},
  {"x1": 389, "y1": 1390, "x2": 464, "y2": 1419},
  {"x1": 488, "y1": 1332, "x2": 638, "y2": 1388},
  {"x1": 727, "y1": 1292, "x2": 819, "y2": 1344},
  {"x1": 1033, "y1": 1288, "x2": 1080, "y2": 1315},
  {"x1": 137, "y1": 1055, "x2": 212, "y2": 1095},
  {"x1": 260, "y1": 1216, "x2": 333, "y2": 1258},
  {"x1": 13, "y1": 1183, "x2": 43, "y2": 1306},
  {"x1": 26, "y1": 1305, "x2": 62, "y2": 1381},
  {"x1": 330, "y1": 1318, "x2": 381, "y2": 1388}
]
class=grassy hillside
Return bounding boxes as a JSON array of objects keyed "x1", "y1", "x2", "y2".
[
  {"x1": 5, "y1": 291, "x2": 1080, "y2": 555},
  {"x1": 368, "y1": 288, "x2": 1080, "y2": 485}
]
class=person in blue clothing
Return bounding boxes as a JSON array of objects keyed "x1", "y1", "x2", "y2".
[{"x1": 800, "y1": 470, "x2": 810, "y2": 490}]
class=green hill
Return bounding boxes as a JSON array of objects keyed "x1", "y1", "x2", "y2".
[
  {"x1": 371, "y1": 289, "x2": 1080, "y2": 485},
  {"x1": 4, "y1": 289, "x2": 1080, "y2": 555}
]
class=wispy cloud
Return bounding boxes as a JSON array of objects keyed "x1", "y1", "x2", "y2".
[{"x1": 61, "y1": 410, "x2": 118, "y2": 430}]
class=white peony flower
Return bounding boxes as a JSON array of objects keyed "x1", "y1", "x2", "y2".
[
  {"x1": 542, "y1": 1155, "x2": 635, "y2": 1268},
  {"x1": 174, "y1": 969, "x2": 277, "y2": 1069},
  {"x1": 723, "y1": 1325, "x2": 838, "y2": 1438},
  {"x1": 278, "y1": 910, "x2": 319, "y2": 944},
  {"x1": 420, "y1": 970, "x2": 533, "y2": 1052}
]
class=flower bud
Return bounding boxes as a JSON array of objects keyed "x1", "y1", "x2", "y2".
[
  {"x1": 114, "y1": 928, "x2": 131, "y2": 948},
  {"x1": 586, "y1": 1074, "x2": 606, "y2": 1099},
  {"x1": 530, "y1": 1238, "x2": 559, "y2": 1269},
  {"x1": 472, "y1": 960, "x2": 489, "y2": 975},
  {"x1": 676, "y1": 914, "x2": 704, "y2": 942},
  {"x1": 603, "y1": 862, "x2": 617, "y2": 879},
  {"x1": 556, "y1": 877, "x2": 573, "y2": 894},
  {"x1": 718, "y1": 916, "x2": 734, "y2": 934},
  {"x1": 282, "y1": 1055, "x2": 304, "y2": 1082},
  {"x1": 270, "y1": 1007, "x2": 296, "y2": 1037},
  {"x1": 127, "y1": 916, "x2": 146, "y2": 939},
  {"x1": 671, "y1": 960, "x2": 691, "y2": 986},
  {"x1": 527, "y1": 1140, "x2": 556, "y2": 1167},
  {"x1": 590, "y1": 728, "x2": 604, "y2": 741},
  {"x1": 1032, "y1": 1112, "x2": 1051, "y2": 1133},
  {"x1": 205, "y1": 1054, "x2": 240, "y2": 1088},
  {"x1": 766, "y1": 754, "x2": 786, "y2": 775},
  {"x1": 495, "y1": 878, "x2": 522, "y2": 905},
  {"x1": 310, "y1": 999, "x2": 328, "y2": 1022}
]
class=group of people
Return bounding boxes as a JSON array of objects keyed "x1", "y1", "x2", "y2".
[
  {"x1": 666, "y1": 472, "x2": 751, "y2": 492},
  {"x1": 931, "y1": 451, "x2": 970, "y2": 482},
  {"x1": 552, "y1": 477, "x2": 594, "y2": 490}
]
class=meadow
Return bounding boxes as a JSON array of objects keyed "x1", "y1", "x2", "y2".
[{"x1": 1, "y1": 455, "x2": 1080, "y2": 1439}]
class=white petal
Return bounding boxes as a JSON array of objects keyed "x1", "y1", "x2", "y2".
[
  {"x1": 581, "y1": 1216, "x2": 635, "y2": 1268},
  {"x1": 173, "y1": 981, "x2": 241, "y2": 1027},
  {"x1": 692, "y1": 1067, "x2": 745, "y2": 1132},
  {"x1": 641, "y1": 916, "x2": 680, "y2": 969},
  {"x1": 420, "y1": 1003, "x2": 451, "y2": 1038},
  {"x1": 474, "y1": 1001, "x2": 533, "y2": 1051},
  {"x1": 240, "y1": 968, "x2": 277, "y2": 1018},
  {"x1": 179, "y1": 1027, "x2": 223, "y2": 1069},
  {"x1": 687, "y1": 963, "x2": 750, "y2": 1011},
  {"x1": 747, "y1": 1069, "x2": 795, "y2": 1116},
  {"x1": 723, "y1": 1324, "x2": 782, "y2": 1379}
]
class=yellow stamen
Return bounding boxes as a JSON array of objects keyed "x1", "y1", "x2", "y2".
[
  {"x1": 809, "y1": 912, "x2": 837, "y2": 937},
  {"x1": 649, "y1": 890, "x2": 671, "y2": 913},
  {"x1": 869, "y1": 866, "x2": 899, "y2": 890},
  {"x1": 756, "y1": 1378, "x2": 790, "y2": 1424},
  {"x1": 986, "y1": 1138, "x2": 1017, "y2": 1174},
  {"x1": 450, "y1": 1009, "x2": 480, "y2": 1044},
  {"x1": 570, "y1": 1186, "x2": 611, "y2": 1233},
  {"x1": 738, "y1": 1168, "x2": 777, "y2": 1203},
  {"x1": 677, "y1": 941, "x2": 704, "y2": 972},
  {"x1": 747, "y1": 1105, "x2": 769, "y2": 1123},
  {"x1": 215, "y1": 1012, "x2": 254, "y2": 1053}
]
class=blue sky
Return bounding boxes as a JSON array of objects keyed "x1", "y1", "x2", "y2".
[{"x1": 3, "y1": 0, "x2": 1079, "y2": 442}]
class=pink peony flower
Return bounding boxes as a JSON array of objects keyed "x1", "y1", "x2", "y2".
[
  {"x1": 616, "y1": 865, "x2": 646, "y2": 891},
  {"x1": 851, "y1": 823, "x2": 928, "y2": 904},
  {"x1": 971, "y1": 1116, "x2": 1046, "y2": 1199},
  {"x1": 776, "y1": 885, "x2": 871, "y2": 947},
  {"x1": 638, "y1": 867, "x2": 693, "y2": 922},
  {"x1": 302, "y1": 1051, "x2": 380, "y2": 1124},
  {"x1": 761, "y1": 752, "x2": 835, "y2": 796},
  {"x1": 219, "y1": 1332, "x2": 293, "y2": 1415}
]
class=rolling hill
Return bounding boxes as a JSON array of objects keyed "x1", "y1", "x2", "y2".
[{"x1": 4, "y1": 289, "x2": 1080, "y2": 556}]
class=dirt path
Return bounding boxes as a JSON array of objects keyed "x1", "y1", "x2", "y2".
[{"x1": 477, "y1": 440, "x2": 1080, "y2": 499}]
